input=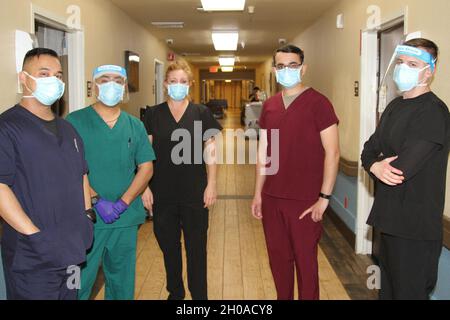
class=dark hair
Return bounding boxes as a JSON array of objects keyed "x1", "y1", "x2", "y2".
[
  {"x1": 253, "y1": 87, "x2": 260, "y2": 91},
  {"x1": 22, "y1": 48, "x2": 59, "y2": 68},
  {"x1": 273, "y1": 45, "x2": 305, "y2": 66},
  {"x1": 404, "y1": 38, "x2": 439, "y2": 63}
]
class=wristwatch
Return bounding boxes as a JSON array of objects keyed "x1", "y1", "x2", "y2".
[
  {"x1": 91, "y1": 195, "x2": 101, "y2": 207},
  {"x1": 85, "y1": 208, "x2": 97, "y2": 223},
  {"x1": 319, "y1": 193, "x2": 332, "y2": 200}
]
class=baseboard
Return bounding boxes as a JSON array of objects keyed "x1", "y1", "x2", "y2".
[{"x1": 326, "y1": 207, "x2": 356, "y2": 249}]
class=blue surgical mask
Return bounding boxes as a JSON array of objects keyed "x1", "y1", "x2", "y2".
[
  {"x1": 168, "y1": 84, "x2": 190, "y2": 101},
  {"x1": 23, "y1": 72, "x2": 65, "y2": 106},
  {"x1": 393, "y1": 63, "x2": 429, "y2": 92},
  {"x1": 276, "y1": 67, "x2": 302, "y2": 88},
  {"x1": 97, "y1": 82, "x2": 125, "y2": 107}
]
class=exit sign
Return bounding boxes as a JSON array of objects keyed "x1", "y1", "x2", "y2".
[{"x1": 209, "y1": 66, "x2": 219, "y2": 73}]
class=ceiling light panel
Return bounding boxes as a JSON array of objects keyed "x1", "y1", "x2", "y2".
[
  {"x1": 201, "y1": 0, "x2": 246, "y2": 11},
  {"x1": 219, "y1": 57, "x2": 236, "y2": 66},
  {"x1": 212, "y1": 32, "x2": 239, "y2": 51},
  {"x1": 221, "y1": 66, "x2": 234, "y2": 72}
]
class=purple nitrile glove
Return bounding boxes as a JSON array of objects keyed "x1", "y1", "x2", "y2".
[
  {"x1": 94, "y1": 198, "x2": 120, "y2": 224},
  {"x1": 113, "y1": 199, "x2": 129, "y2": 215}
]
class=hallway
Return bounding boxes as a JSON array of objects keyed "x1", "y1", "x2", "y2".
[
  {"x1": 0, "y1": 0, "x2": 450, "y2": 302},
  {"x1": 89, "y1": 110, "x2": 375, "y2": 300}
]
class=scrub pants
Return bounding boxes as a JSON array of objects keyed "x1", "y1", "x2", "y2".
[
  {"x1": 261, "y1": 193, "x2": 322, "y2": 300},
  {"x1": 378, "y1": 233, "x2": 442, "y2": 300},
  {"x1": 2, "y1": 248, "x2": 76, "y2": 300},
  {"x1": 153, "y1": 202, "x2": 209, "y2": 300},
  {"x1": 78, "y1": 225, "x2": 138, "y2": 300}
]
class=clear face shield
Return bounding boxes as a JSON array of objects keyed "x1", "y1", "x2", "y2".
[{"x1": 378, "y1": 45, "x2": 436, "y2": 112}]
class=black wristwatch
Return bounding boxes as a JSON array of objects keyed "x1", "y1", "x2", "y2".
[
  {"x1": 91, "y1": 195, "x2": 101, "y2": 206},
  {"x1": 85, "y1": 208, "x2": 97, "y2": 223},
  {"x1": 319, "y1": 193, "x2": 332, "y2": 200}
]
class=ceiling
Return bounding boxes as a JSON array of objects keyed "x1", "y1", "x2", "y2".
[{"x1": 111, "y1": 0, "x2": 338, "y2": 68}]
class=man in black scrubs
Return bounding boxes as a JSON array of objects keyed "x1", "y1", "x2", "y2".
[
  {"x1": 361, "y1": 39, "x2": 450, "y2": 300},
  {"x1": 0, "y1": 48, "x2": 94, "y2": 300}
]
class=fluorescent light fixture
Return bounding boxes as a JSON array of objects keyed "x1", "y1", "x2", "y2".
[
  {"x1": 212, "y1": 32, "x2": 239, "y2": 51},
  {"x1": 225, "y1": 80, "x2": 232, "y2": 83},
  {"x1": 151, "y1": 22, "x2": 184, "y2": 29},
  {"x1": 201, "y1": 0, "x2": 246, "y2": 11},
  {"x1": 219, "y1": 57, "x2": 236, "y2": 66},
  {"x1": 221, "y1": 66, "x2": 234, "y2": 72}
]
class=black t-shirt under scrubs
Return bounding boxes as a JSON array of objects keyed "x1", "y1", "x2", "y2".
[
  {"x1": 144, "y1": 103, "x2": 223, "y2": 205},
  {"x1": 361, "y1": 92, "x2": 450, "y2": 240},
  {"x1": 0, "y1": 105, "x2": 93, "y2": 272}
]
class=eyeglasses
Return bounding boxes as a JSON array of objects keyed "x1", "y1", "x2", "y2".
[{"x1": 274, "y1": 63, "x2": 302, "y2": 71}]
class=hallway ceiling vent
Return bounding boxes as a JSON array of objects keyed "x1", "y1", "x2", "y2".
[{"x1": 151, "y1": 22, "x2": 184, "y2": 29}]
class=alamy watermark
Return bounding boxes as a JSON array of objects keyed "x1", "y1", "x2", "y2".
[
  {"x1": 170, "y1": 122, "x2": 280, "y2": 176},
  {"x1": 367, "y1": 265, "x2": 381, "y2": 290},
  {"x1": 66, "y1": 265, "x2": 81, "y2": 290}
]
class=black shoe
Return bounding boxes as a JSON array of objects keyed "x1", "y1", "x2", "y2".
[{"x1": 167, "y1": 293, "x2": 185, "y2": 300}]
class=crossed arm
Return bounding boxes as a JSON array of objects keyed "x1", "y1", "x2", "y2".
[{"x1": 361, "y1": 129, "x2": 441, "y2": 186}]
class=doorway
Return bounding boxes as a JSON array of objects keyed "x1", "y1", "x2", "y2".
[
  {"x1": 35, "y1": 21, "x2": 69, "y2": 116},
  {"x1": 154, "y1": 59, "x2": 165, "y2": 105},
  {"x1": 32, "y1": 5, "x2": 85, "y2": 115},
  {"x1": 371, "y1": 23, "x2": 405, "y2": 261},
  {"x1": 357, "y1": 14, "x2": 406, "y2": 255},
  {"x1": 377, "y1": 23, "x2": 405, "y2": 120}
]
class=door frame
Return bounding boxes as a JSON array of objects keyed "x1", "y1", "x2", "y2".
[
  {"x1": 31, "y1": 4, "x2": 85, "y2": 113},
  {"x1": 154, "y1": 59, "x2": 165, "y2": 105},
  {"x1": 356, "y1": 11, "x2": 406, "y2": 255}
]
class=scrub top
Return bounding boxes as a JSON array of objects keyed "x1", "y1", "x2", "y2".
[
  {"x1": 259, "y1": 88, "x2": 339, "y2": 201},
  {"x1": 362, "y1": 92, "x2": 450, "y2": 240},
  {"x1": 0, "y1": 105, "x2": 94, "y2": 271},
  {"x1": 144, "y1": 102, "x2": 223, "y2": 205},
  {"x1": 66, "y1": 106, "x2": 156, "y2": 229}
]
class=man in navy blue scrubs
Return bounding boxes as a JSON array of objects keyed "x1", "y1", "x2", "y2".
[{"x1": 0, "y1": 48, "x2": 94, "y2": 300}]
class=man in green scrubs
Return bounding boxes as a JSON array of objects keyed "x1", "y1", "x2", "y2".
[{"x1": 66, "y1": 65, "x2": 155, "y2": 300}]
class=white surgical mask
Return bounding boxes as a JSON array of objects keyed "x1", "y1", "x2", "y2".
[
  {"x1": 23, "y1": 72, "x2": 65, "y2": 106},
  {"x1": 97, "y1": 82, "x2": 125, "y2": 107},
  {"x1": 276, "y1": 66, "x2": 302, "y2": 88},
  {"x1": 168, "y1": 84, "x2": 190, "y2": 101},
  {"x1": 393, "y1": 63, "x2": 429, "y2": 92}
]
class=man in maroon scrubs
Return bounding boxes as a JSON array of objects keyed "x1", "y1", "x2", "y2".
[{"x1": 252, "y1": 45, "x2": 340, "y2": 300}]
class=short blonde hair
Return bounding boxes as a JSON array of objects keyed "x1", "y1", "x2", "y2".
[{"x1": 165, "y1": 60, "x2": 193, "y2": 82}]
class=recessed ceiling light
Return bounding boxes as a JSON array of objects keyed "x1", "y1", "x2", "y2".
[
  {"x1": 212, "y1": 32, "x2": 239, "y2": 51},
  {"x1": 201, "y1": 0, "x2": 246, "y2": 11},
  {"x1": 151, "y1": 22, "x2": 184, "y2": 29},
  {"x1": 221, "y1": 66, "x2": 234, "y2": 72},
  {"x1": 219, "y1": 57, "x2": 236, "y2": 66},
  {"x1": 225, "y1": 80, "x2": 232, "y2": 83}
]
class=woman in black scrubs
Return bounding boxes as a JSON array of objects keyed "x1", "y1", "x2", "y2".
[
  {"x1": 143, "y1": 60, "x2": 222, "y2": 300},
  {"x1": 361, "y1": 38, "x2": 450, "y2": 300}
]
